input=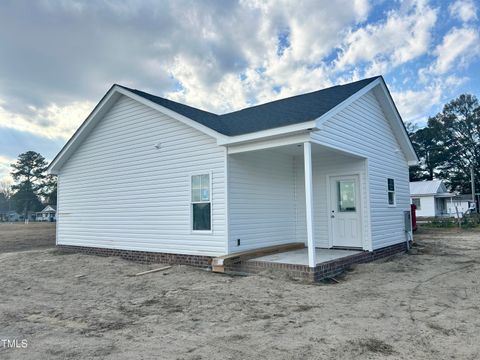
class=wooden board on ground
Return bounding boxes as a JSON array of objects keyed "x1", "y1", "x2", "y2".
[
  {"x1": 211, "y1": 243, "x2": 305, "y2": 273},
  {"x1": 133, "y1": 266, "x2": 172, "y2": 276}
]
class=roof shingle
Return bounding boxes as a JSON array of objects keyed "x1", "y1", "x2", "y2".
[{"x1": 119, "y1": 76, "x2": 380, "y2": 136}]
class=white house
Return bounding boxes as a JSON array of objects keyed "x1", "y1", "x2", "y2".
[
  {"x1": 410, "y1": 180, "x2": 454, "y2": 217},
  {"x1": 0, "y1": 210, "x2": 21, "y2": 222},
  {"x1": 450, "y1": 194, "x2": 476, "y2": 218},
  {"x1": 36, "y1": 205, "x2": 57, "y2": 222},
  {"x1": 48, "y1": 76, "x2": 418, "y2": 275}
]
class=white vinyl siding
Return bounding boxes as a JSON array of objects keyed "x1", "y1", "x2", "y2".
[
  {"x1": 311, "y1": 90, "x2": 410, "y2": 250},
  {"x1": 227, "y1": 150, "x2": 296, "y2": 252},
  {"x1": 57, "y1": 95, "x2": 227, "y2": 256},
  {"x1": 412, "y1": 196, "x2": 435, "y2": 217}
]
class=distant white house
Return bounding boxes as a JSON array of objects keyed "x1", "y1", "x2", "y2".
[
  {"x1": 410, "y1": 180, "x2": 456, "y2": 217},
  {"x1": 0, "y1": 210, "x2": 21, "y2": 222},
  {"x1": 450, "y1": 194, "x2": 476, "y2": 218},
  {"x1": 36, "y1": 205, "x2": 57, "y2": 222},
  {"x1": 48, "y1": 76, "x2": 418, "y2": 270}
]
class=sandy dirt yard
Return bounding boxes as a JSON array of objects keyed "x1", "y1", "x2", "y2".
[{"x1": 1, "y1": 223, "x2": 480, "y2": 359}]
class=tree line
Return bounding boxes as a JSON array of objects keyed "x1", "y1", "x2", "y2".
[
  {"x1": 0, "y1": 151, "x2": 57, "y2": 218},
  {"x1": 407, "y1": 94, "x2": 479, "y2": 194}
]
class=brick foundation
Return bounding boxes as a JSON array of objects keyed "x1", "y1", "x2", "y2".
[
  {"x1": 225, "y1": 241, "x2": 409, "y2": 282},
  {"x1": 57, "y1": 241, "x2": 408, "y2": 282},
  {"x1": 56, "y1": 245, "x2": 212, "y2": 268}
]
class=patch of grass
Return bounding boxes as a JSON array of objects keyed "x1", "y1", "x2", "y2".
[{"x1": 420, "y1": 215, "x2": 480, "y2": 229}]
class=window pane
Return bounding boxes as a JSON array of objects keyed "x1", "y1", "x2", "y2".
[
  {"x1": 193, "y1": 203, "x2": 211, "y2": 230},
  {"x1": 338, "y1": 180, "x2": 356, "y2": 212},
  {"x1": 388, "y1": 191, "x2": 395, "y2": 205},
  {"x1": 201, "y1": 174, "x2": 210, "y2": 201},
  {"x1": 201, "y1": 188, "x2": 209, "y2": 201},
  {"x1": 388, "y1": 178, "x2": 395, "y2": 191},
  {"x1": 192, "y1": 175, "x2": 201, "y2": 189},
  {"x1": 192, "y1": 189, "x2": 201, "y2": 202}
]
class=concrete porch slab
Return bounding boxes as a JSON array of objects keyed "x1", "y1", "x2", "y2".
[{"x1": 250, "y1": 248, "x2": 362, "y2": 266}]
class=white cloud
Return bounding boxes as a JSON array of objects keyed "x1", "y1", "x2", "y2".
[
  {"x1": 161, "y1": 0, "x2": 370, "y2": 113},
  {"x1": 449, "y1": 0, "x2": 478, "y2": 22},
  {"x1": 0, "y1": 0, "x2": 478, "y2": 168},
  {"x1": 335, "y1": 0, "x2": 437, "y2": 75},
  {"x1": 392, "y1": 75, "x2": 468, "y2": 123},
  {"x1": 0, "y1": 155, "x2": 15, "y2": 183},
  {"x1": 392, "y1": 84, "x2": 443, "y2": 123},
  {"x1": 430, "y1": 27, "x2": 480, "y2": 74},
  {"x1": 0, "y1": 99, "x2": 94, "y2": 140}
]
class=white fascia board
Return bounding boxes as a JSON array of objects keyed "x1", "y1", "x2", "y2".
[
  {"x1": 227, "y1": 133, "x2": 310, "y2": 154},
  {"x1": 217, "y1": 120, "x2": 317, "y2": 146},
  {"x1": 115, "y1": 87, "x2": 228, "y2": 143},
  {"x1": 314, "y1": 78, "x2": 382, "y2": 130}
]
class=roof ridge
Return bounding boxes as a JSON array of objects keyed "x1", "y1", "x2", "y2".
[{"x1": 219, "y1": 76, "x2": 381, "y2": 116}]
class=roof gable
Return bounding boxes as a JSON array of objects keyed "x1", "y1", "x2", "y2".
[{"x1": 41, "y1": 205, "x2": 56, "y2": 212}]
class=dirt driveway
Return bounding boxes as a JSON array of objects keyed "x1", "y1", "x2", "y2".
[{"x1": 1, "y1": 224, "x2": 479, "y2": 359}]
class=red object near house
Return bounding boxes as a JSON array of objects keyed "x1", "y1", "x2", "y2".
[{"x1": 411, "y1": 204, "x2": 417, "y2": 231}]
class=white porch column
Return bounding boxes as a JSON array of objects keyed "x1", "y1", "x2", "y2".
[{"x1": 304, "y1": 141, "x2": 316, "y2": 268}]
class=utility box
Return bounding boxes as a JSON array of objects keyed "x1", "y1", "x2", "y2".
[{"x1": 404, "y1": 210, "x2": 412, "y2": 232}]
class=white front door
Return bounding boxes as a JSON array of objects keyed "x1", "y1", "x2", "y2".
[{"x1": 329, "y1": 175, "x2": 363, "y2": 248}]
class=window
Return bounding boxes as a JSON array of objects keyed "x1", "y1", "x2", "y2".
[
  {"x1": 412, "y1": 197, "x2": 421, "y2": 210},
  {"x1": 337, "y1": 180, "x2": 356, "y2": 212},
  {"x1": 191, "y1": 173, "x2": 211, "y2": 231},
  {"x1": 387, "y1": 178, "x2": 396, "y2": 206}
]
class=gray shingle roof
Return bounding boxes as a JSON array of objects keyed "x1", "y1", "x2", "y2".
[{"x1": 119, "y1": 76, "x2": 380, "y2": 136}]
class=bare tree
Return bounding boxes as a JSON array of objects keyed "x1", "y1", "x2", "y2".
[
  {"x1": 0, "y1": 179, "x2": 13, "y2": 220},
  {"x1": 0, "y1": 179, "x2": 13, "y2": 200}
]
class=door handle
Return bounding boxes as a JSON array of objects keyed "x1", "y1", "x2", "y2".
[{"x1": 331, "y1": 210, "x2": 335, "y2": 218}]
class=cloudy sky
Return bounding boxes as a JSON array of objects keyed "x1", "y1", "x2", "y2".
[{"x1": 0, "y1": 0, "x2": 479, "y2": 181}]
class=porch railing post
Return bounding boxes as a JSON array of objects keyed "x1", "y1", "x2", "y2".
[{"x1": 304, "y1": 141, "x2": 316, "y2": 268}]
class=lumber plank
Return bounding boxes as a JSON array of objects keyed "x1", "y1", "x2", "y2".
[
  {"x1": 211, "y1": 242, "x2": 304, "y2": 273},
  {"x1": 134, "y1": 266, "x2": 172, "y2": 276}
]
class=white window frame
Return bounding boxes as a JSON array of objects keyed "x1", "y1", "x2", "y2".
[
  {"x1": 412, "y1": 197, "x2": 421, "y2": 210},
  {"x1": 387, "y1": 178, "x2": 396, "y2": 207},
  {"x1": 190, "y1": 171, "x2": 213, "y2": 234}
]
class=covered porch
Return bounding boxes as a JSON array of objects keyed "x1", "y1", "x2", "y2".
[{"x1": 226, "y1": 136, "x2": 371, "y2": 269}]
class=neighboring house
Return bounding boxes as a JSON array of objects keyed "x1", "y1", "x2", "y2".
[
  {"x1": 36, "y1": 205, "x2": 57, "y2": 222},
  {"x1": 410, "y1": 180, "x2": 454, "y2": 217},
  {"x1": 48, "y1": 76, "x2": 418, "y2": 271},
  {"x1": 450, "y1": 194, "x2": 476, "y2": 218},
  {"x1": 0, "y1": 210, "x2": 21, "y2": 222}
]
